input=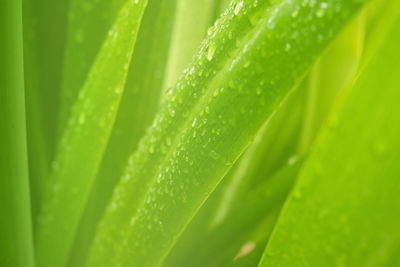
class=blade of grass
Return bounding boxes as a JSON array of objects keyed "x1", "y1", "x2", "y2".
[
  {"x1": 162, "y1": 0, "x2": 218, "y2": 95},
  {"x1": 34, "y1": 1, "x2": 148, "y2": 267},
  {"x1": 58, "y1": 0, "x2": 127, "y2": 136},
  {"x1": 161, "y1": 81, "x2": 305, "y2": 266},
  {"x1": 89, "y1": 1, "x2": 367, "y2": 266},
  {"x1": 164, "y1": 159, "x2": 303, "y2": 267},
  {"x1": 22, "y1": 0, "x2": 50, "y2": 223},
  {"x1": 259, "y1": 6, "x2": 400, "y2": 266},
  {"x1": 163, "y1": 85, "x2": 305, "y2": 266},
  {"x1": 33, "y1": 0, "x2": 69, "y2": 157},
  {"x1": 0, "y1": 1, "x2": 35, "y2": 266},
  {"x1": 298, "y1": 12, "x2": 364, "y2": 153},
  {"x1": 67, "y1": 1, "x2": 177, "y2": 266},
  {"x1": 165, "y1": 15, "x2": 366, "y2": 265},
  {"x1": 210, "y1": 88, "x2": 304, "y2": 227},
  {"x1": 88, "y1": 1, "x2": 280, "y2": 264}
]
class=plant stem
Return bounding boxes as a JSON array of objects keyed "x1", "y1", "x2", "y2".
[{"x1": 0, "y1": 0, "x2": 35, "y2": 266}]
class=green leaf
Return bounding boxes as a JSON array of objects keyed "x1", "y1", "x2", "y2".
[
  {"x1": 22, "y1": 0, "x2": 51, "y2": 222},
  {"x1": 259, "y1": 6, "x2": 400, "y2": 267},
  {"x1": 58, "y1": 0, "x2": 126, "y2": 136},
  {"x1": 0, "y1": 1, "x2": 35, "y2": 266},
  {"x1": 34, "y1": 1, "x2": 148, "y2": 267},
  {"x1": 164, "y1": 159, "x2": 303, "y2": 267},
  {"x1": 162, "y1": 85, "x2": 306, "y2": 267},
  {"x1": 67, "y1": 1, "x2": 177, "y2": 266},
  {"x1": 165, "y1": 15, "x2": 366, "y2": 266},
  {"x1": 298, "y1": 13, "x2": 364, "y2": 153},
  {"x1": 162, "y1": 0, "x2": 222, "y2": 93},
  {"x1": 88, "y1": 1, "x2": 366, "y2": 266},
  {"x1": 28, "y1": 0, "x2": 69, "y2": 156}
]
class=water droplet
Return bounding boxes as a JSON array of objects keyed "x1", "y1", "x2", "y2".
[
  {"x1": 156, "y1": 173, "x2": 162, "y2": 183},
  {"x1": 316, "y1": 2, "x2": 328, "y2": 18},
  {"x1": 207, "y1": 26, "x2": 214, "y2": 36},
  {"x1": 115, "y1": 86, "x2": 123, "y2": 95},
  {"x1": 213, "y1": 89, "x2": 219, "y2": 97},
  {"x1": 209, "y1": 150, "x2": 220, "y2": 160},
  {"x1": 78, "y1": 113, "x2": 85, "y2": 124},
  {"x1": 285, "y1": 43, "x2": 291, "y2": 51},
  {"x1": 207, "y1": 43, "x2": 216, "y2": 61},
  {"x1": 192, "y1": 117, "x2": 198, "y2": 127},
  {"x1": 288, "y1": 155, "x2": 298, "y2": 165},
  {"x1": 166, "y1": 137, "x2": 172, "y2": 146},
  {"x1": 234, "y1": 1, "x2": 244, "y2": 15}
]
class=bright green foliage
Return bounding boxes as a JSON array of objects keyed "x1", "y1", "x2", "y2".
[
  {"x1": 163, "y1": 13, "x2": 365, "y2": 266},
  {"x1": 34, "y1": 1, "x2": 148, "y2": 267},
  {"x1": 58, "y1": 0, "x2": 126, "y2": 135},
  {"x1": 260, "y1": 9, "x2": 400, "y2": 267},
  {"x1": 67, "y1": 1, "x2": 176, "y2": 265},
  {"x1": 0, "y1": 1, "x2": 35, "y2": 266},
  {"x1": 88, "y1": 1, "x2": 366, "y2": 266},
  {"x1": 3, "y1": 0, "x2": 400, "y2": 266},
  {"x1": 164, "y1": 159, "x2": 303, "y2": 267},
  {"x1": 162, "y1": 0, "x2": 222, "y2": 92},
  {"x1": 22, "y1": 0, "x2": 69, "y2": 220}
]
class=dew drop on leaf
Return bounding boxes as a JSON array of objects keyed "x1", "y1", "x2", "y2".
[
  {"x1": 209, "y1": 150, "x2": 220, "y2": 160},
  {"x1": 292, "y1": 9, "x2": 299, "y2": 18},
  {"x1": 191, "y1": 117, "x2": 198, "y2": 127},
  {"x1": 207, "y1": 43, "x2": 216, "y2": 61},
  {"x1": 316, "y1": 2, "x2": 328, "y2": 18},
  {"x1": 234, "y1": 1, "x2": 244, "y2": 15},
  {"x1": 78, "y1": 113, "x2": 85, "y2": 124}
]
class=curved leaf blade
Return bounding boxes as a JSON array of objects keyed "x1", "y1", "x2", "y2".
[
  {"x1": 259, "y1": 6, "x2": 400, "y2": 267},
  {"x1": 35, "y1": 1, "x2": 148, "y2": 266},
  {"x1": 0, "y1": 1, "x2": 35, "y2": 266},
  {"x1": 58, "y1": 0, "x2": 126, "y2": 134},
  {"x1": 89, "y1": 0, "x2": 366, "y2": 266},
  {"x1": 67, "y1": 1, "x2": 177, "y2": 266}
]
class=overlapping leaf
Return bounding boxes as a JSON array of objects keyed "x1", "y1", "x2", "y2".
[
  {"x1": 34, "y1": 1, "x2": 148, "y2": 266},
  {"x1": 88, "y1": 0, "x2": 367, "y2": 266},
  {"x1": 0, "y1": 2, "x2": 35, "y2": 267},
  {"x1": 259, "y1": 5, "x2": 400, "y2": 266}
]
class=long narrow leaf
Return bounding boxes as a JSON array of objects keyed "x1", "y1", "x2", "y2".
[
  {"x1": 162, "y1": 0, "x2": 218, "y2": 93},
  {"x1": 0, "y1": 1, "x2": 35, "y2": 266},
  {"x1": 259, "y1": 6, "x2": 400, "y2": 266},
  {"x1": 165, "y1": 159, "x2": 302, "y2": 267},
  {"x1": 67, "y1": 1, "x2": 177, "y2": 266},
  {"x1": 35, "y1": 1, "x2": 148, "y2": 267},
  {"x1": 89, "y1": 1, "x2": 367, "y2": 266},
  {"x1": 22, "y1": 0, "x2": 51, "y2": 222},
  {"x1": 58, "y1": 0, "x2": 126, "y2": 135}
]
